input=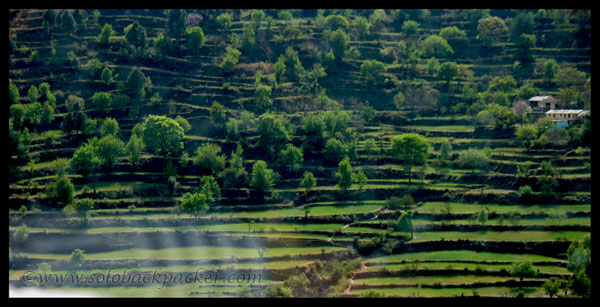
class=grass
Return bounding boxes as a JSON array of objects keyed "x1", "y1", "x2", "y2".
[
  {"x1": 365, "y1": 262, "x2": 570, "y2": 274},
  {"x1": 404, "y1": 125, "x2": 475, "y2": 132},
  {"x1": 351, "y1": 286, "x2": 545, "y2": 298},
  {"x1": 367, "y1": 250, "x2": 563, "y2": 264},
  {"x1": 408, "y1": 230, "x2": 590, "y2": 242},
  {"x1": 414, "y1": 202, "x2": 591, "y2": 214},
  {"x1": 23, "y1": 246, "x2": 347, "y2": 260},
  {"x1": 353, "y1": 275, "x2": 528, "y2": 286}
]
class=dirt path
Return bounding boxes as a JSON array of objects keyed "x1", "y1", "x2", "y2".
[{"x1": 343, "y1": 261, "x2": 367, "y2": 295}]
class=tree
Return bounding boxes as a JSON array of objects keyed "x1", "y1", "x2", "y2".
[
  {"x1": 59, "y1": 9, "x2": 77, "y2": 33},
  {"x1": 210, "y1": 101, "x2": 227, "y2": 124},
  {"x1": 101, "y1": 67, "x2": 114, "y2": 86},
  {"x1": 324, "y1": 14, "x2": 349, "y2": 31},
  {"x1": 27, "y1": 85, "x2": 39, "y2": 103},
  {"x1": 542, "y1": 279, "x2": 561, "y2": 298},
  {"x1": 98, "y1": 23, "x2": 113, "y2": 44},
  {"x1": 263, "y1": 283, "x2": 293, "y2": 298},
  {"x1": 512, "y1": 99, "x2": 532, "y2": 124},
  {"x1": 352, "y1": 16, "x2": 370, "y2": 39},
  {"x1": 515, "y1": 125, "x2": 538, "y2": 148},
  {"x1": 222, "y1": 144, "x2": 248, "y2": 190},
  {"x1": 220, "y1": 47, "x2": 241, "y2": 73},
  {"x1": 125, "y1": 134, "x2": 144, "y2": 167},
  {"x1": 437, "y1": 61, "x2": 459, "y2": 89},
  {"x1": 166, "y1": 9, "x2": 186, "y2": 39},
  {"x1": 257, "y1": 112, "x2": 291, "y2": 159},
  {"x1": 509, "y1": 12, "x2": 534, "y2": 44},
  {"x1": 125, "y1": 21, "x2": 147, "y2": 50},
  {"x1": 95, "y1": 135, "x2": 125, "y2": 167},
  {"x1": 99, "y1": 117, "x2": 119, "y2": 137},
  {"x1": 185, "y1": 26, "x2": 205, "y2": 53},
  {"x1": 9, "y1": 81, "x2": 20, "y2": 104},
  {"x1": 142, "y1": 115, "x2": 185, "y2": 157},
  {"x1": 254, "y1": 84, "x2": 273, "y2": 111},
  {"x1": 477, "y1": 208, "x2": 488, "y2": 226},
  {"x1": 70, "y1": 249, "x2": 85, "y2": 266},
  {"x1": 91, "y1": 91, "x2": 112, "y2": 113},
  {"x1": 402, "y1": 20, "x2": 420, "y2": 35},
  {"x1": 299, "y1": 172, "x2": 317, "y2": 196},
  {"x1": 174, "y1": 115, "x2": 191, "y2": 133},
  {"x1": 46, "y1": 175, "x2": 74, "y2": 206},
  {"x1": 64, "y1": 198, "x2": 94, "y2": 225},
  {"x1": 13, "y1": 224, "x2": 29, "y2": 245},
  {"x1": 456, "y1": 148, "x2": 490, "y2": 173},
  {"x1": 61, "y1": 96, "x2": 87, "y2": 134},
  {"x1": 355, "y1": 171, "x2": 368, "y2": 193},
  {"x1": 323, "y1": 138, "x2": 346, "y2": 163},
  {"x1": 397, "y1": 210, "x2": 414, "y2": 239},
  {"x1": 421, "y1": 35, "x2": 453, "y2": 58},
  {"x1": 439, "y1": 140, "x2": 453, "y2": 163},
  {"x1": 390, "y1": 133, "x2": 431, "y2": 184},
  {"x1": 360, "y1": 60, "x2": 387, "y2": 86},
  {"x1": 216, "y1": 13, "x2": 233, "y2": 29},
  {"x1": 180, "y1": 192, "x2": 209, "y2": 219},
  {"x1": 360, "y1": 290, "x2": 386, "y2": 298},
  {"x1": 554, "y1": 67, "x2": 587, "y2": 88},
  {"x1": 336, "y1": 157, "x2": 354, "y2": 193},
  {"x1": 278, "y1": 143, "x2": 303, "y2": 172},
  {"x1": 542, "y1": 59, "x2": 560, "y2": 82},
  {"x1": 329, "y1": 29, "x2": 349, "y2": 61},
  {"x1": 71, "y1": 139, "x2": 102, "y2": 179},
  {"x1": 477, "y1": 16, "x2": 507, "y2": 46},
  {"x1": 127, "y1": 67, "x2": 150, "y2": 99},
  {"x1": 250, "y1": 160, "x2": 274, "y2": 194},
  {"x1": 193, "y1": 143, "x2": 226, "y2": 175},
  {"x1": 199, "y1": 175, "x2": 221, "y2": 205},
  {"x1": 510, "y1": 262, "x2": 537, "y2": 288}
]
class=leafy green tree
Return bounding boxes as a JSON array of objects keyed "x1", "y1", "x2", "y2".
[
  {"x1": 360, "y1": 60, "x2": 387, "y2": 86},
  {"x1": 397, "y1": 210, "x2": 414, "y2": 239},
  {"x1": 360, "y1": 290, "x2": 386, "y2": 298},
  {"x1": 142, "y1": 115, "x2": 185, "y2": 157},
  {"x1": 9, "y1": 81, "x2": 20, "y2": 104},
  {"x1": 257, "y1": 112, "x2": 291, "y2": 159},
  {"x1": 352, "y1": 16, "x2": 370, "y2": 39},
  {"x1": 125, "y1": 134, "x2": 144, "y2": 166},
  {"x1": 542, "y1": 279, "x2": 561, "y2": 298},
  {"x1": 27, "y1": 85, "x2": 39, "y2": 103},
  {"x1": 477, "y1": 209, "x2": 489, "y2": 226},
  {"x1": 98, "y1": 23, "x2": 113, "y2": 44},
  {"x1": 220, "y1": 47, "x2": 241, "y2": 73},
  {"x1": 64, "y1": 198, "x2": 94, "y2": 225},
  {"x1": 456, "y1": 148, "x2": 491, "y2": 173},
  {"x1": 355, "y1": 171, "x2": 368, "y2": 192},
  {"x1": 299, "y1": 172, "x2": 317, "y2": 195},
  {"x1": 439, "y1": 140, "x2": 453, "y2": 163},
  {"x1": 59, "y1": 9, "x2": 77, "y2": 33},
  {"x1": 323, "y1": 138, "x2": 346, "y2": 163},
  {"x1": 440, "y1": 26, "x2": 466, "y2": 46},
  {"x1": 391, "y1": 133, "x2": 431, "y2": 184},
  {"x1": 329, "y1": 29, "x2": 349, "y2": 61},
  {"x1": 127, "y1": 67, "x2": 150, "y2": 99},
  {"x1": 336, "y1": 157, "x2": 354, "y2": 193},
  {"x1": 12, "y1": 224, "x2": 29, "y2": 245},
  {"x1": 402, "y1": 20, "x2": 420, "y2": 35},
  {"x1": 95, "y1": 135, "x2": 124, "y2": 167},
  {"x1": 174, "y1": 115, "x2": 191, "y2": 132},
  {"x1": 437, "y1": 61, "x2": 459, "y2": 89},
  {"x1": 99, "y1": 117, "x2": 119, "y2": 137},
  {"x1": 71, "y1": 138, "x2": 102, "y2": 179},
  {"x1": 421, "y1": 35, "x2": 453, "y2": 58},
  {"x1": 278, "y1": 143, "x2": 303, "y2": 172},
  {"x1": 263, "y1": 283, "x2": 293, "y2": 298},
  {"x1": 180, "y1": 192, "x2": 209, "y2": 219},
  {"x1": 554, "y1": 67, "x2": 587, "y2": 88},
  {"x1": 91, "y1": 91, "x2": 112, "y2": 113},
  {"x1": 542, "y1": 59, "x2": 560, "y2": 82},
  {"x1": 193, "y1": 143, "x2": 226, "y2": 175},
  {"x1": 153, "y1": 33, "x2": 173, "y2": 58},
  {"x1": 509, "y1": 12, "x2": 534, "y2": 44},
  {"x1": 515, "y1": 125, "x2": 538, "y2": 148},
  {"x1": 185, "y1": 26, "x2": 205, "y2": 53},
  {"x1": 250, "y1": 160, "x2": 274, "y2": 194},
  {"x1": 199, "y1": 175, "x2": 221, "y2": 205},
  {"x1": 254, "y1": 84, "x2": 273, "y2": 111},
  {"x1": 45, "y1": 175, "x2": 74, "y2": 206},
  {"x1": 166, "y1": 9, "x2": 186, "y2": 39},
  {"x1": 70, "y1": 249, "x2": 85, "y2": 266},
  {"x1": 210, "y1": 101, "x2": 227, "y2": 124},
  {"x1": 477, "y1": 16, "x2": 507, "y2": 46},
  {"x1": 125, "y1": 21, "x2": 147, "y2": 50},
  {"x1": 216, "y1": 13, "x2": 233, "y2": 29},
  {"x1": 101, "y1": 67, "x2": 114, "y2": 86},
  {"x1": 511, "y1": 262, "x2": 537, "y2": 288}
]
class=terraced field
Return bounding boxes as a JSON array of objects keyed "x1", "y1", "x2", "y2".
[{"x1": 9, "y1": 9, "x2": 590, "y2": 298}]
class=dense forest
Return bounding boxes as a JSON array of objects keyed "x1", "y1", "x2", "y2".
[{"x1": 9, "y1": 9, "x2": 591, "y2": 298}]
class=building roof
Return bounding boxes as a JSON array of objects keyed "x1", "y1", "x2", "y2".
[
  {"x1": 545, "y1": 109, "x2": 589, "y2": 115},
  {"x1": 529, "y1": 96, "x2": 557, "y2": 102}
]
